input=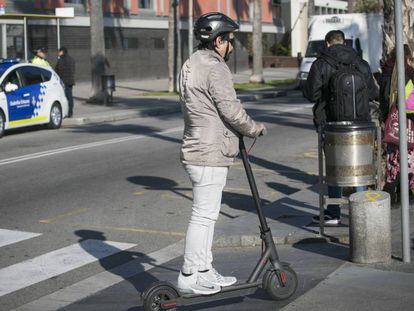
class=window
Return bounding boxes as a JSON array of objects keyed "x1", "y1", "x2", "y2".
[
  {"x1": 123, "y1": 38, "x2": 139, "y2": 49},
  {"x1": 153, "y1": 38, "x2": 165, "y2": 49},
  {"x1": 355, "y1": 38, "x2": 362, "y2": 57},
  {"x1": 138, "y1": 0, "x2": 152, "y2": 9},
  {"x1": 2, "y1": 70, "x2": 22, "y2": 90},
  {"x1": 39, "y1": 68, "x2": 52, "y2": 82},
  {"x1": 305, "y1": 40, "x2": 325, "y2": 58},
  {"x1": 19, "y1": 66, "x2": 44, "y2": 86}
]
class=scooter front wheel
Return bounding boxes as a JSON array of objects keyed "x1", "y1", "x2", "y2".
[
  {"x1": 263, "y1": 266, "x2": 298, "y2": 301},
  {"x1": 142, "y1": 282, "x2": 179, "y2": 311}
]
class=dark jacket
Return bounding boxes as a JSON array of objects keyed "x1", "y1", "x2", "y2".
[
  {"x1": 55, "y1": 54, "x2": 76, "y2": 86},
  {"x1": 303, "y1": 44, "x2": 378, "y2": 128},
  {"x1": 379, "y1": 58, "x2": 414, "y2": 121}
]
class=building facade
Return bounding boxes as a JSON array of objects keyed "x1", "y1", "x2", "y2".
[{"x1": 0, "y1": 0, "x2": 285, "y2": 81}]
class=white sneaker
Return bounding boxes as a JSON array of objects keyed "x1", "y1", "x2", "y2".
[
  {"x1": 177, "y1": 271, "x2": 221, "y2": 295},
  {"x1": 198, "y1": 268, "x2": 237, "y2": 287}
]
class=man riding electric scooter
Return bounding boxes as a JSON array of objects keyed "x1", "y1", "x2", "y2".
[
  {"x1": 142, "y1": 13, "x2": 297, "y2": 311},
  {"x1": 177, "y1": 12, "x2": 266, "y2": 295}
]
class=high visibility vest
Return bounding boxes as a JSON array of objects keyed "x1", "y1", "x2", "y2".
[{"x1": 31, "y1": 56, "x2": 50, "y2": 67}]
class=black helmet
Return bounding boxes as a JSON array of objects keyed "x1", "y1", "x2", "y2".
[{"x1": 194, "y1": 12, "x2": 239, "y2": 43}]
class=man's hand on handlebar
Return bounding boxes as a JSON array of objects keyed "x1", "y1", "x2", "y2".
[{"x1": 258, "y1": 123, "x2": 267, "y2": 136}]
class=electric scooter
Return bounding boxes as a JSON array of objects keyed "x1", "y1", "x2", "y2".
[{"x1": 142, "y1": 137, "x2": 298, "y2": 311}]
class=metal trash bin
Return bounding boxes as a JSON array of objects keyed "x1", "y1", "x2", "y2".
[
  {"x1": 324, "y1": 121, "x2": 376, "y2": 187},
  {"x1": 101, "y1": 74, "x2": 115, "y2": 105},
  {"x1": 102, "y1": 74, "x2": 115, "y2": 93}
]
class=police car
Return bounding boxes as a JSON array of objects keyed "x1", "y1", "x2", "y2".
[{"x1": 0, "y1": 59, "x2": 69, "y2": 138}]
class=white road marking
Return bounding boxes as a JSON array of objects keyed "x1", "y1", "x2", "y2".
[
  {"x1": 0, "y1": 105, "x2": 313, "y2": 168},
  {"x1": 0, "y1": 126, "x2": 183, "y2": 167},
  {"x1": 13, "y1": 239, "x2": 184, "y2": 311},
  {"x1": 0, "y1": 239, "x2": 136, "y2": 297},
  {"x1": 0, "y1": 229, "x2": 42, "y2": 248}
]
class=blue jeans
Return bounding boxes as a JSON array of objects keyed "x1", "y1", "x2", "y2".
[{"x1": 327, "y1": 186, "x2": 367, "y2": 219}]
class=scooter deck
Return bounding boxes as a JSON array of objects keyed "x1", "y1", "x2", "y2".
[{"x1": 178, "y1": 281, "x2": 262, "y2": 306}]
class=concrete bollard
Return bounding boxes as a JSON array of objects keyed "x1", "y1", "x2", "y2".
[{"x1": 349, "y1": 191, "x2": 391, "y2": 264}]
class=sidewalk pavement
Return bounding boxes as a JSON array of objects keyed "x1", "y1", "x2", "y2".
[
  {"x1": 214, "y1": 184, "x2": 414, "y2": 310},
  {"x1": 63, "y1": 68, "x2": 298, "y2": 127}
]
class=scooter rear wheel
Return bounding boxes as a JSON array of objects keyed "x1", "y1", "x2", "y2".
[
  {"x1": 263, "y1": 266, "x2": 298, "y2": 301},
  {"x1": 143, "y1": 283, "x2": 179, "y2": 311}
]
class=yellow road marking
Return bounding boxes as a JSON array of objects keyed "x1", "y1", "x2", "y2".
[
  {"x1": 303, "y1": 151, "x2": 318, "y2": 158},
  {"x1": 39, "y1": 208, "x2": 88, "y2": 224},
  {"x1": 86, "y1": 225, "x2": 185, "y2": 237},
  {"x1": 133, "y1": 191, "x2": 146, "y2": 196},
  {"x1": 365, "y1": 192, "x2": 381, "y2": 202}
]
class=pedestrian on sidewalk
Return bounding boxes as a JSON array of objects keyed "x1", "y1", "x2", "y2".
[
  {"x1": 177, "y1": 12, "x2": 266, "y2": 295},
  {"x1": 55, "y1": 47, "x2": 76, "y2": 118},
  {"x1": 380, "y1": 44, "x2": 414, "y2": 204},
  {"x1": 31, "y1": 47, "x2": 50, "y2": 67},
  {"x1": 303, "y1": 30, "x2": 378, "y2": 226}
]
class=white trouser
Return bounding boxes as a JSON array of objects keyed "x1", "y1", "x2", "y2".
[{"x1": 182, "y1": 165, "x2": 229, "y2": 274}]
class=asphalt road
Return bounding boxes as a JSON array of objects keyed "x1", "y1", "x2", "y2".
[{"x1": 0, "y1": 91, "x2": 318, "y2": 310}]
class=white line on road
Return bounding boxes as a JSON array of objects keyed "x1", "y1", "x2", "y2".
[
  {"x1": 0, "y1": 239, "x2": 136, "y2": 297},
  {"x1": 0, "y1": 104, "x2": 312, "y2": 168},
  {"x1": 0, "y1": 127, "x2": 183, "y2": 167},
  {"x1": 13, "y1": 239, "x2": 184, "y2": 311},
  {"x1": 0, "y1": 229, "x2": 42, "y2": 248}
]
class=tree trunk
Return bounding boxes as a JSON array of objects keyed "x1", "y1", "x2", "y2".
[
  {"x1": 89, "y1": 0, "x2": 106, "y2": 102},
  {"x1": 168, "y1": 0, "x2": 181, "y2": 93},
  {"x1": 382, "y1": 0, "x2": 414, "y2": 61},
  {"x1": 348, "y1": 0, "x2": 355, "y2": 13},
  {"x1": 308, "y1": 0, "x2": 315, "y2": 17},
  {"x1": 250, "y1": 0, "x2": 264, "y2": 83},
  {"x1": 168, "y1": 0, "x2": 175, "y2": 93}
]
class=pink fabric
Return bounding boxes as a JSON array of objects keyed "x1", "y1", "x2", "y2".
[
  {"x1": 383, "y1": 105, "x2": 414, "y2": 148},
  {"x1": 386, "y1": 145, "x2": 414, "y2": 189},
  {"x1": 406, "y1": 91, "x2": 414, "y2": 111}
]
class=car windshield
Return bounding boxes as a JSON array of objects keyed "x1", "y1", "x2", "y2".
[
  {"x1": 305, "y1": 39, "x2": 353, "y2": 57},
  {"x1": 305, "y1": 41, "x2": 325, "y2": 57}
]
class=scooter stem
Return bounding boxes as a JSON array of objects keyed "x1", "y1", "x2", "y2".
[{"x1": 239, "y1": 137, "x2": 270, "y2": 233}]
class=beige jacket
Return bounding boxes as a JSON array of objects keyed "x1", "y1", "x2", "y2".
[{"x1": 179, "y1": 49, "x2": 262, "y2": 167}]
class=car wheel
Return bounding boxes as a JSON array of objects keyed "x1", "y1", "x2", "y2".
[
  {"x1": 48, "y1": 102, "x2": 62, "y2": 129},
  {"x1": 0, "y1": 110, "x2": 5, "y2": 138}
]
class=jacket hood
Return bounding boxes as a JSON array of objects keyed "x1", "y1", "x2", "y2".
[{"x1": 321, "y1": 44, "x2": 359, "y2": 65}]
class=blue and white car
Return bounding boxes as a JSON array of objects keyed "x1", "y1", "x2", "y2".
[{"x1": 0, "y1": 59, "x2": 69, "y2": 138}]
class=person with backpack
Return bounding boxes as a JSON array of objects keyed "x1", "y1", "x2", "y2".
[
  {"x1": 303, "y1": 30, "x2": 378, "y2": 225},
  {"x1": 380, "y1": 45, "x2": 414, "y2": 204}
]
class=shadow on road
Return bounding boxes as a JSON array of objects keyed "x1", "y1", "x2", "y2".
[
  {"x1": 248, "y1": 154, "x2": 318, "y2": 186},
  {"x1": 71, "y1": 123, "x2": 182, "y2": 144},
  {"x1": 74, "y1": 229, "x2": 163, "y2": 294},
  {"x1": 126, "y1": 175, "x2": 270, "y2": 218},
  {"x1": 292, "y1": 239, "x2": 350, "y2": 261}
]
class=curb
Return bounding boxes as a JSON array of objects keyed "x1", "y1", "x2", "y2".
[
  {"x1": 212, "y1": 233, "x2": 350, "y2": 249},
  {"x1": 237, "y1": 90, "x2": 287, "y2": 102},
  {"x1": 63, "y1": 89, "x2": 290, "y2": 127},
  {"x1": 62, "y1": 105, "x2": 181, "y2": 127}
]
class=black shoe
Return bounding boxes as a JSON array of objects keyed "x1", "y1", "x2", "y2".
[{"x1": 312, "y1": 215, "x2": 341, "y2": 226}]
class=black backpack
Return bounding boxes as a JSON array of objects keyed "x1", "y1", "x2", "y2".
[{"x1": 323, "y1": 56, "x2": 370, "y2": 122}]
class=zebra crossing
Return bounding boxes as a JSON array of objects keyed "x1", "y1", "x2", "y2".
[{"x1": 0, "y1": 227, "x2": 183, "y2": 310}]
